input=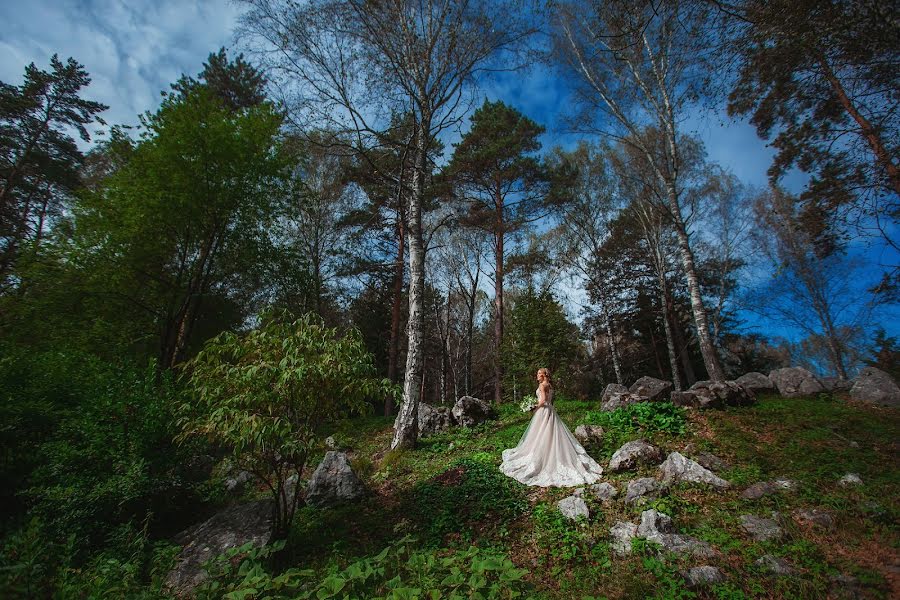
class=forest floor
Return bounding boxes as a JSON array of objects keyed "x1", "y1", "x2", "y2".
[{"x1": 253, "y1": 394, "x2": 899, "y2": 599}]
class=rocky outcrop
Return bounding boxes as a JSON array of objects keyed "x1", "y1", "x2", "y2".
[
  {"x1": 694, "y1": 451, "x2": 729, "y2": 473},
  {"x1": 629, "y1": 376, "x2": 673, "y2": 401},
  {"x1": 740, "y1": 514, "x2": 783, "y2": 541},
  {"x1": 601, "y1": 383, "x2": 628, "y2": 404},
  {"x1": 165, "y1": 500, "x2": 273, "y2": 596},
  {"x1": 608, "y1": 439, "x2": 664, "y2": 472},
  {"x1": 635, "y1": 509, "x2": 717, "y2": 558},
  {"x1": 417, "y1": 402, "x2": 455, "y2": 437},
  {"x1": 659, "y1": 452, "x2": 730, "y2": 488},
  {"x1": 600, "y1": 392, "x2": 650, "y2": 412},
  {"x1": 768, "y1": 367, "x2": 824, "y2": 397},
  {"x1": 850, "y1": 367, "x2": 900, "y2": 407},
  {"x1": 305, "y1": 451, "x2": 367, "y2": 507},
  {"x1": 671, "y1": 380, "x2": 756, "y2": 409},
  {"x1": 682, "y1": 566, "x2": 725, "y2": 588},
  {"x1": 624, "y1": 477, "x2": 666, "y2": 505},
  {"x1": 755, "y1": 554, "x2": 796, "y2": 575},
  {"x1": 451, "y1": 395, "x2": 497, "y2": 428},
  {"x1": 587, "y1": 482, "x2": 618, "y2": 502},
  {"x1": 610, "y1": 521, "x2": 638, "y2": 556},
  {"x1": 574, "y1": 424, "x2": 605, "y2": 446},
  {"x1": 821, "y1": 377, "x2": 853, "y2": 393},
  {"x1": 557, "y1": 495, "x2": 589, "y2": 521},
  {"x1": 735, "y1": 372, "x2": 775, "y2": 394}
]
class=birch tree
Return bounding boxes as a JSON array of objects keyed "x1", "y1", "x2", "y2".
[
  {"x1": 239, "y1": 0, "x2": 534, "y2": 447},
  {"x1": 552, "y1": 0, "x2": 727, "y2": 380}
]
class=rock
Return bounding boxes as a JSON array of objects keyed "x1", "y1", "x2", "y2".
[
  {"x1": 588, "y1": 482, "x2": 618, "y2": 502},
  {"x1": 225, "y1": 470, "x2": 254, "y2": 494},
  {"x1": 755, "y1": 554, "x2": 796, "y2": 576},
  {"x1": 574, "y1": 424, "x2": 605, "y2": 446},
  {"x1": 740, "y1": 514, "x2": 783, "y2": 541},
  {"x1": 741, "y1": 479, "x2": 796, "y2": 499},
  {"x1": 682, "y1": 566, "x2": 725, "y2": 588},
  {"x1": 768, "y1": 367, "x2": 824, "y2": 397},
  {"x1": 821, "y1": 376, "x2": 853, "y2": 393},
  {"x1": 610, "y1": 521, "x2": 638, "y2": 556},
  {"x1": 735, "y1": 372, "x2": 776, "y2": 394},
  {"x1": 636, "y1": 509, "x2": 717, "y2": 558},
  {"x1": 839, "y1": 473, "x2": 863, "y2": 486},
  {"x1": 183, "y1": 454, "x2": 217, "y2": 481},
  {"x1": 671, "y1": 380, "x2": 756, "y2": 409},
  {"x1": 608, "y1": 439, "x2": 664, "y2": 472},
  {"x1": 792, "y1": 508, "x2": 835, "y2": 529},
  {"x1": 659, "y1": 452, "x2": 730, "y2": 488},
  {"x1": 165, "y1": 500, "x2": 273, "y2": 596},
  {"x1": 629, "y1": 376, "x2": 673, "y2": 401},
  {"x1": 625, "y1": 477, "x2": 666, "y2": 505},
  {"x1": 601, "y1": 383, "x2": 628, "y2": 404},
  {"x1": 451, "y1": 395, "x2": 497, "y2": 427},
  {"x1": 600, "y1": 392, "x2": 650, "y2": 412},
  {"x1": 305, "y1": 451, "x2": 367, "y2": 507},
  {"x1": 690, "y1": 380, "x2": 713, "y2": 390},
  {"x1": 325, "y1": 435, "x2": 338, "y2": 449},
  {"x1": 850, "y1": 367, "x2": 900, "y2": 407},
  {"x1": 418, "y1": 402, "x2": 455, "y2": 437},
  {"x1": 557, "y1": 495, "x2": 590, "y2": 521},
  {"x1": 694, "y1": 452, "x2": 729, "y2": 472}
]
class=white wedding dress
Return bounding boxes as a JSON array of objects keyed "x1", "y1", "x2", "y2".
[{"x1": 499, "y1": 386, "x2": 604, "y2": 487}]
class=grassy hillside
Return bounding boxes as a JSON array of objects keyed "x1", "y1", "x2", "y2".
[{"x1": 206, "y1": 394, "x2": 899, "y2": 599}]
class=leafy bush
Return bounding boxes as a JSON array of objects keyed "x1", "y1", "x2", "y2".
[
  {"x1": 196, "y1": 535, "x2": 532, "y2": 599},
  {"x1": 584, "y1": 401, "x2": 687, "y2": 435}
]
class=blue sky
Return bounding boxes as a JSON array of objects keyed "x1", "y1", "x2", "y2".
[{"x1": 3, "y1": 0, "x2": 896, "y2": 347}]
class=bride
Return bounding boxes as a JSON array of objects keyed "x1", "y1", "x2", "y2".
[{"x1": 499, "y1": 368, "x2": 604, "y2": 487}]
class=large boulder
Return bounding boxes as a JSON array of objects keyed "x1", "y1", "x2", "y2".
[
  {"x1": 417, "y1": 402, "x2": 455, "y2": 437},
  {"x1": 659, "y1": 452, "x2": 730, "y2": 489},
  {"x1": 165, "y1": 500, "x2": 272, "y2": 596},
  {"x1": 574, "y1": 424, "x2": 605, "y2": 446},
  {"x1": 735, "y1": 372, "x2": 776, "y2": 394},
  {"x1": 849, "y1": 367, "x2": 900, "y2": 407},
  {"x1": 821, "y1": 376, "x2": 853, "y2": 393},
  {"x1": 600, "y1": 392, "x2": 650, "y2": 412},
  {"x1": 768, "y1": 367, "x2": 824, "y2": 397},
  {"x1": 451, "y1": 395, "x2": 497, "y2": 427},
  {"x1": 608, "y1": 439, "x2": 664, "y2": 472},
  {"x1": 601, "y1": 383, "x2": 628, "y2": 403},
  {"x1": 671, "y1": 380, "x2": 756, "y2": 409},
  {"x1": 305, "y1": 451, "x2": 367, "y2": 507},
  {"x1": 629, "y1": 376, "x2": 674, "y2": 401}
]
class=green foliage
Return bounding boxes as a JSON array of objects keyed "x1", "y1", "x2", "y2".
[
  {"x1": 531, "y1": 503, "x2": 604, "y2": 571},
  {"x1": 501, "y1": 287, "x2": 582, "y2": 402},
  {"x1": 196, "y1": 535, "x2": 531, "y2": 600},
  {"x1": 178, "y1": 310, "x2": 394, "y2": 537},
  {"x1": 406, "y1": 456, "x2": 528, "y2": 546},
  {"x1": 584, "y1": 401, "x2": 687, "y2": 436},
  {"x1": 631, "y1": 539, "x2": 696, "y2": 600}
]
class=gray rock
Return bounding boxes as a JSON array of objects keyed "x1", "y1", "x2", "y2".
[
  {"x1": 600, "y1": 391, "x2": 650, "y2": 412},
  {"x1": 694, "y1": 451, "x2": 729, "y2": 472},
  {"x1": 588, "y1": 482, "x2": 618, "y2": 502},
  {"x1": 324, "y1": 435, "x2": 338, "y2": 449},
  {"x1": 451, "y1": 395, "x2": 497, "y2": 428},
  {"x1": 690, "y1": 380, "x2": 713, "y2": 390},
  {"x1": 768, "y1": 367, "x2": 824, "y2": 397},
  {"x1": 305, "y1": 451, "x2": 367, "y2": 507},
  {"x1": 773, "y1": 478, "x2": 798, "y2": 490},
  {"x1": 671, "y1": 380, "x2": 756, "y2": 409},
  {"x1": 225, "y1": 470, "x2": 254, "y2": 494},
  {"x1": 792, "y1": 508, "x2": 835, "y2": 529},
  {"x1": 735, "y1": 372, "x2": 776, "y2": 394},
  {"x1": 418, "y1": 402, "x2": 455, "y2": 437},
  {"x1": 682, "y1": 566, "x2": 725, "y2": 588},
  {"x1": 839, "y1": 472, "x2": 863, "y2": 486},
  {"x1": 659, "y1": 452, "x2": 730, "y2": 488},
  {"x1": 609, "y1": 439, "x2": 664, "y2": 472},
  {"x1": 165, "y1": 500, "x2": 273, "y2": 596},
  {"x1": 850, "y1": 367, "x2": 900, "y2": 407},
  {"x1": 821, "y1": 376, "x2": 853, "y2": 393},
  {"x1": 741, "y1": 479, "x2": 796, "y2": 499},
  {"x1": 637, "y1": 509, "x2": 717, "y2": 558},
  {"x1": 574, "y1": 424, "x2": 605, "y2": 446},
  {"x1": 610, "y1": 521, "x2": 638, "y2": 556},
  {"x1": 601, "y1": 383, "x2": 628, "y2": 404},
  {"x1": 557, "y1": 495, "x2": 590, "y2": 521},
  {"x1": 625, "y1": 477, "x2": 666, "y2": 505},
  {"x1": 740, "y1": 514, "x2": 783, "y2": 541},
  {"x1": 629, "y1": 376, "x2": 674, "y2": 401},
  {"x1": 755, "y1": 554, "x2": 796, "y2": 575}
]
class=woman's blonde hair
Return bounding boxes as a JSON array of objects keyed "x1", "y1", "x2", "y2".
[{"x1": 538, "y1": 367, "x2": 552, "y2": 385}]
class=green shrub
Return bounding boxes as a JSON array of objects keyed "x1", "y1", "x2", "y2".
[{"x1": 584, "y1": 401, "x2": 687, "y2": 436}]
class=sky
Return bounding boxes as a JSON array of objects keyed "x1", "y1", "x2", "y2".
[{"x1": 3, "y1": 0, "x2": 897, "y2": 346}]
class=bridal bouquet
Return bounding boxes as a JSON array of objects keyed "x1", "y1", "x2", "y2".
[{"x1": 518, "y1": 394, "x2": 538, "y2": 412}]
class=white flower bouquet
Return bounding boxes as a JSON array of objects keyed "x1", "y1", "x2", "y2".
[{"x1": 519, "y1": 394, "x2": 538, "y2": 413}]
